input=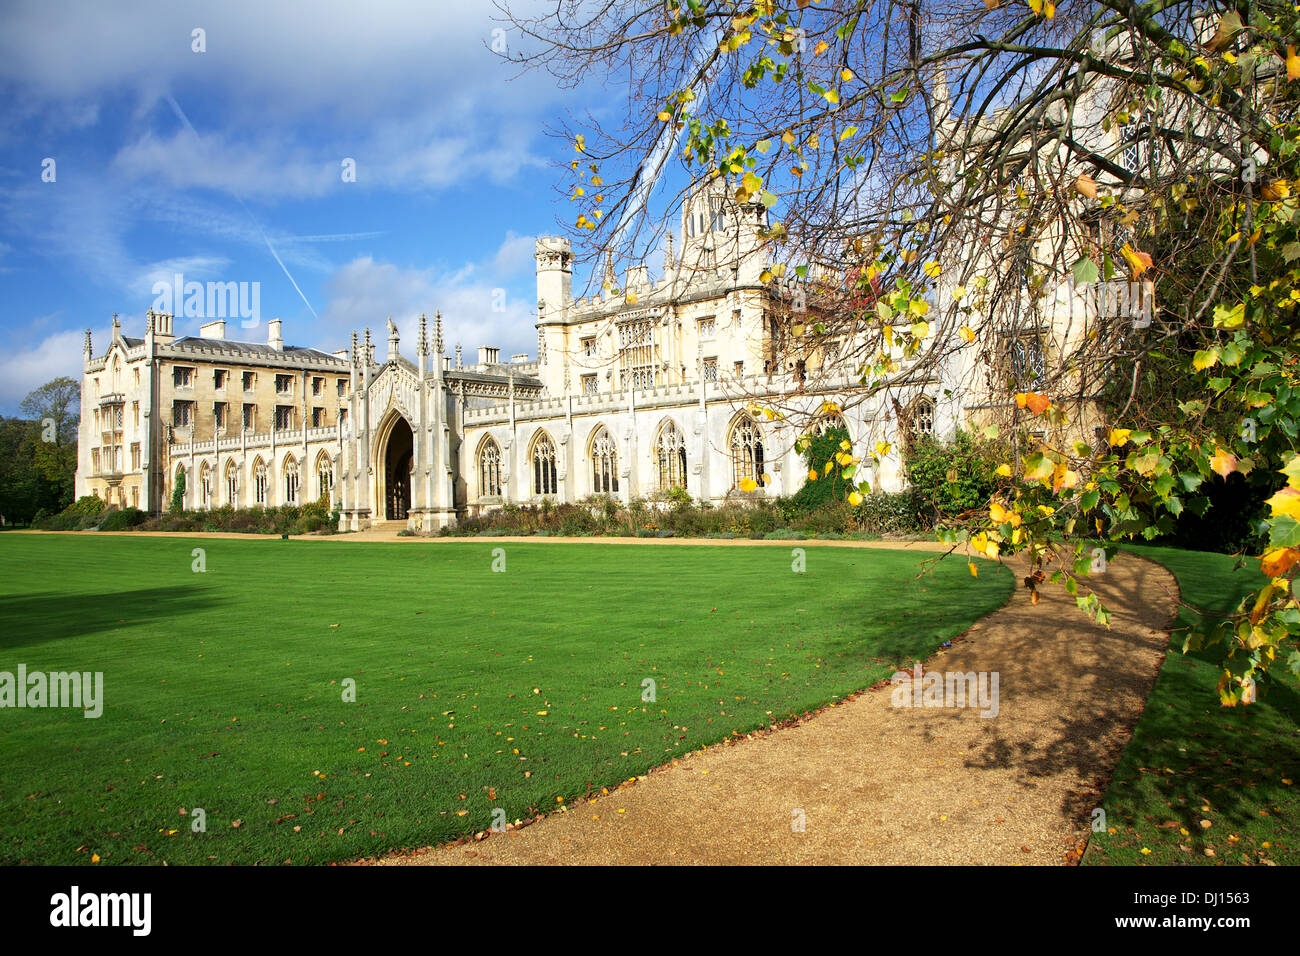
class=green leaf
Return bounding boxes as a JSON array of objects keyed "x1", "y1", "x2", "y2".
[
  {"x1": 1071, "y1": 256, "x2": 1100, "y2": 285},
  {"x1": 1269, "y1": 515, "x2": 1300, "y2": 548}
]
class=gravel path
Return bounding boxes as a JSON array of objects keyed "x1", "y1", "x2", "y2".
[{"x1": 361, "y1": 549, "x2": 1177, "y2": 866}]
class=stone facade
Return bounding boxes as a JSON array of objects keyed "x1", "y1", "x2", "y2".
[
  {"x1": 77, "y1": 180, "x2": 946, "y2": 531},
  {"x1": 99, "y1": 169, "x2": 1150, "y2": 532}
]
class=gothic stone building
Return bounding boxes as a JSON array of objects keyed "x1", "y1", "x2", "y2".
[{"x1": 77, "y1": 186, "x2": 948, "y2": 531}]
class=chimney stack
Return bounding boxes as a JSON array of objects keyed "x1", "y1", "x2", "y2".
[
  {"x1": 199, "y1": 319, "x2": 226, "y2": 340},
  {"x1": 268, "y1": 319, "x2": 283, "y2": 351}
]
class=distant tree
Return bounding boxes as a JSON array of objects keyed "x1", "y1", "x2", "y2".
[
  {"x1": 20, "y1": 377, "x2": 79, "y2": 506},
  {"x1": 0, "y1": 418, "x2": 44, "y2": 524},
  {"x1": 20, "y1": 376, "x2": 79, "y2": 445}
]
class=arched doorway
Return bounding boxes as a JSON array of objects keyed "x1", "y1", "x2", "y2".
[{"x1": 381, "y1": 416, "x2": 413, "y2": 520}]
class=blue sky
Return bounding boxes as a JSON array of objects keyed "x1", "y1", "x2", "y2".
[{"x1": 0, "y1": 0, "x2": 599, "y2": 413}]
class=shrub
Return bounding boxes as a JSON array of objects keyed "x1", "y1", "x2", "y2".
[
  {"x1": 293, "y1": 515, "x2": 327, "y2": 534},
  {"x1": 33, "y1": 495, "x2": 107, "y2": 531},
  {"x1": 559, "y1": 509, "x2": 599, "y2": 536},
  {"x1": 853, "y1": 490, "x2": 926, "y2": 535},
  {"x1": 98, "y1": 507, "x2": 146, "y2": 532},
  {"x1": 170, "y1": 471, "x2": 186, "y2": 514},
  {"x1": 904, "y1": 430, "x2": 1002, "y2": 521},
  {"x1": 746, "y1": 506, "x2": 778, "y2": 538},
  {"x1": 787, "y1": 499, "x2": 856, "y2": 535}
]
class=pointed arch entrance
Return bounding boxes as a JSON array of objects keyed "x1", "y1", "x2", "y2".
[{"x1": 377, "y1": 413, "x2": 414, "y2": 520}]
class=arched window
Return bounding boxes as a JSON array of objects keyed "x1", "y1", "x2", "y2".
[
  {"x1": 532, "y1": 433, "x2": 558, "y2": 496},
  {"x1": 224, "y1": 459, "x2": 239, "y2": 506},
  {"x1": 478, "y1": 437, "x2": 502, "y2": 498},
  {"x1": 812, "y1": 413, "x2": 848, "y2": 436},
  {"x1": 253, "y1": 458, "x2": 268, "y2": 506},
  {"x1": 315, "y1": 452, "x2": 334, "y2": 504},
  {"x1": 909, "y1": 397, "x2": 936, "y2": 438},
  {"x1": 729, "y1": 416, "x2": 765, "y2": 489},
  {"x1": 283, "y1": 455, "x2": 300, "y2": 505},
  {"x1": 654, "y1": 419, "x2": 687, "y2": 491},
  {"x1": 590, "y1": 426, "x2": 619, "y2": 494},
  {"x1": 199, "y1": 461, "x2": 212, "y2": 508}
]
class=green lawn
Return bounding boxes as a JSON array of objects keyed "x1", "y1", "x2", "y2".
[
  {"x1": 0, "y1": 534, "x2": 1011, "y2": 865},
  {"x1": 1085, "y1": 545, "x2": 1300, "y2": 865}
]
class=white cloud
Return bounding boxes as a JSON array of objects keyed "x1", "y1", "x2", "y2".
[
  {"x1": 316, "y1": 231, "x2": 539, "y2": 359},
  {"x1": 492, "y1": 231, "x2": 538, "y2": 276},
  {"x1": 135, "y1": 256, "x2": 234, "y2": 293},
  {"x1": 0, "y1": 328, "x2": 96, "y2": 414},
  {"x1": 0, "y1": 2, "x2": 552, "y2": 117}
]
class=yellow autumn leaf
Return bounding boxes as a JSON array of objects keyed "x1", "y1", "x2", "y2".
[
  {"x1": 1266, "y1": 487, "x2": 1300, "y2": 518},
  {"x1": 968, "y1": 562, "x2": 979, "y2": 577},
  {"x1": 992, "y1": 502, "x2": 1023, "y2": 527},
  {"x1": 959, "y1": 326, "x2": 976, "y2": 343},
  {"x1": 1261, "y1": 548, "x2": 1300, "y2": 578},
  {"x1": 739, "y1": 476, "x2": 758, "y2": 492},
  {"x1": 848, "y1": 491, "x2": 864, "y2": 506},
  {"x1": 1119, "y1": 242, "x2": 1153, "y2": 278},
  {"x1": 1015, "y1": 392, "x2": 1052, "y2": 415},
  {"x1": 995, "y1": 463, "x2": 1012, "y2": 477},
  {"x1": 1210, "y1": 447, "x2": 1239, "y2": 479},
  {"x1": 1108, "y1": 428, "x2": 1132, "y2": 446},
  {"x1": 1260, "y1": 180, "x2": 1291, "y2": 202},
  {"x1": 807, "y1": 468, "x2": 818, "y2": 482}
]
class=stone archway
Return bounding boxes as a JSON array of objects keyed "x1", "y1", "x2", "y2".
[{"x1": 379, "y1": 414, "x2": 414, "y2": 520}]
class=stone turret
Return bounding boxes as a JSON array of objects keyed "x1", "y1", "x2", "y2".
[{"x1": 535, "y1": 237, "x2": 572, "y2": 319}]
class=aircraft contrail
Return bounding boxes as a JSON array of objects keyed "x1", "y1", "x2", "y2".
[{"x1": 164, "y1": 93, "x2": 320, "y2": 321}]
